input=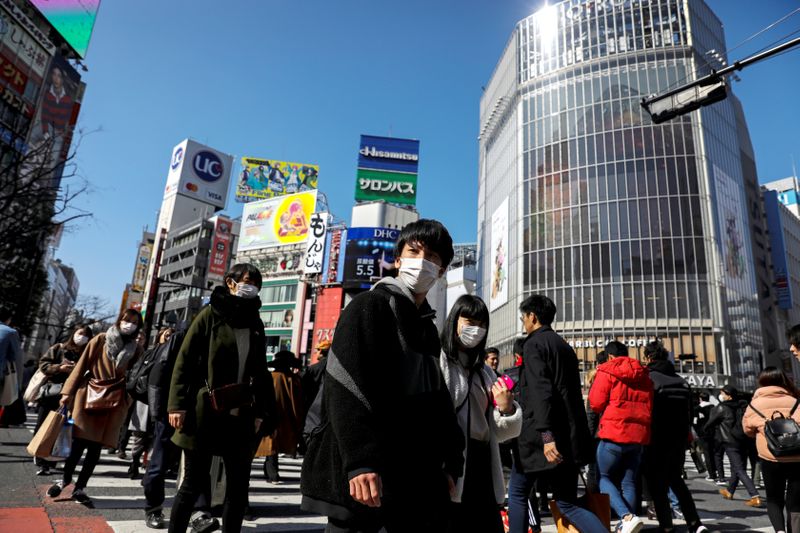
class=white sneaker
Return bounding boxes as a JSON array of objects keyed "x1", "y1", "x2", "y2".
[{"x1": 620, "y1": 516, "x2": 644, "y2": 533}]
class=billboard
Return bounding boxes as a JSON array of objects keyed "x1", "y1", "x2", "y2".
[
  {"x1": 490, "y1": 197, "x2": 509, "y2": 311},
  {"x1": 764, "y1": 190, "x2": 793, "y2": 310},
  {"x1": 208, "y1": 216, "x2": 233, "y2": 281},
  {"x1": 311, "y1": 286, "x2": 343, "y2": 363},
  {"x1": 30, "y1": 0, "x2": 100, "y2": 59},
  {"x1": 131, "y1": 241, "x2": 152, "y2": 292},
  {"x1": 342, "y1": 227, "x2": 399, "y2": 289},
  {"x1": 303, "y1": 212, "x2": 327, "y2": 275},
  {"x1": 0, "y1": 0, "x2": 55, "y2": 77},
  {"x1": 236, "y1": 157, "x2": 318, "y2": 202},
  {"x1": 164, "y1": 139, "x2": 233, "y2": 210},
  {"x1": 355, "y1": 134, "x2": 419, "y2": 206},
  {"x1": 323, "y1": 228, "x2": 344, "y2": 284},
  {"x1": 713, "y1": 165, "x2": 747, "y2": 280},
  {"x1": 239, "y1": 190, "x2": 318, "y2": 252}
]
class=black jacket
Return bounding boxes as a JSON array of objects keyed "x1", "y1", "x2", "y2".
[
  {"x1": 704, "y1": 399, "x2": 746, "y2": 447},
  {"x1": 518, "y1": 325, "x2": 593, "y2": 473},
  {"x1": 301, "y1": 357, "x2": 326, "y2": 414},
  {"x1": 647, "y1": 359, "x2": 692, "y2": 448},
  {"x1": 147, "y1": 330, "x2": 185, "y2": 422},
  {"x1": 300, "y1": 278, "x2": 464, "y2": 521}
]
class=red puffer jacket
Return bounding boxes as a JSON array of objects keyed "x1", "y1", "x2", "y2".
[{"x1": 589, "y1": 357, "x2": 654, "y2": 445}]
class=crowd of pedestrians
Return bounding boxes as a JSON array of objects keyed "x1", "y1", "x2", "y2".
[{"x1": 9, "y1": 217, "x2": 800, "y2": 533}]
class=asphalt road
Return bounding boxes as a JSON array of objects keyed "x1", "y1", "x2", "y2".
[{"x1": 0, "y1": 414, "x2": 776, "y2": 532}]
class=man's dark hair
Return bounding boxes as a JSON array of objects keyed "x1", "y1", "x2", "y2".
[
  {"x1": 644, "y1": 340, "x2": 668, "y2": 361},
  {"x1": 0, "y1": 307, "x2": 12, "y2": 323},
  {"x1": 486, "y1": 347, "x2": 500, "y2": 356},
  {"x1": 698, "y1": 391, "x2": 709, "y2": 401},
  {"x1": 605, "y1": 341, "x2": 628, "y2": 357},
  {"x1": 788, "y1": 324, "x2": 800, "y2": 348},
  {"x1": 513, "y1": 337, "x2": 526, "y2": 356},
  {"x1": 441, "y1": 295, "x2": 490, "y2": 364},
  {"x1": 394, "y1": 219, "x2": 454, "y2": 268},
  {"x1": 224, "y1": 263, "x2": 263, "y2": 290},
  {"x1": 519, "y1": 295, "x2": 556, "y2": 326},
  {"x1": 595, "y1": 350, "x2": 608, "y2": 365}
]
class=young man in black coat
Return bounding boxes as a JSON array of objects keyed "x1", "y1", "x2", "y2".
[
  {"x1": 517, "y1": 295, "x2": 606, "y2": 533},
  {"x1": 301, "y1": 219, "x2": 465, "y2": 533}
]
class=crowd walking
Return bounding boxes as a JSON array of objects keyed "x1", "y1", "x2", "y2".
[{"x1": 9, "y1": 218, "x2": 800, "y2": 533}]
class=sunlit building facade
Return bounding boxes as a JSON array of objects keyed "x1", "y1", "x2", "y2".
[{"x1": 478, "y1": 0, "x2": 763, "y2": 388}]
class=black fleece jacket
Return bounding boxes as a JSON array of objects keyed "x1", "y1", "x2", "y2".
[{"x1": 301, "y1": 278, "x2": 464, "y2": 520}]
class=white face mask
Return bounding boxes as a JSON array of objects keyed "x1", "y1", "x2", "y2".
[
  {"x1": 119, "y1": 321, "x2": 137, "y2": 335},
  {"x1": 235, "y1": 282, "x2": 259, "y2": 299},
  {"x1": 718, "y1": 393, "x2": 727, "y2": 402},
  {"x1": 73, "y1": 333, "x2": 89, "y2": 346},
  {"x1": 459, "y1": 325, "x2": 487, "y2": 349},
  {"x1": 397, "y1": 257, "x2": 441, "y2": 294}
]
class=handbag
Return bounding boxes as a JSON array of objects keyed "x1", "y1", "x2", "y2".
[
  {"x1": 23, "y1": 369, "x2": 48, "y2": 402},
  {"x1": 1, "y1": 359, "x2": 19, "y2": 406},
  {"x1": 39, "y1": 382, "x2": 63, "y2": 400},
  {"x1": 206, "y1": 379, "x2": 253, "y2": 413},
  {"x1": 27, "y1": 406, "x2": 67, "y2": 457},
  {"x1": 85, "y1": 376, "x2": 126, "y2": 411}
]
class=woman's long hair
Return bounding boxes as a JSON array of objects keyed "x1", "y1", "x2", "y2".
[
  {"x1": 61, "y1": 324, "x2": 94, "y2": 353},
  {"x1": 757, "y1": 366, "x2": 800, "y2": 397},
  {"x1": 440, "y1": 294, "x2": 490, "y2": 366}
]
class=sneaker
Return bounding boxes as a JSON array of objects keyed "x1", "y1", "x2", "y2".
[
  {"x1": 71, "y1": 488, "x2": 91, "y2": 504},
  {"x1": 46, "y1": 481, "x2": 64, "y2": 498},
  {"x1": 673, "y1": 508, "x2": 685, "y2": 520},
  {"x1": 704, "y1": 475, "x2": 716, "y2": 482},
  {"x1": 145, "y1": 511, "x2": 165, "y2": 529},
  {"x1": 116, "y1": 450, "x2": 128, "y2": 460},
  {"x1": 646, "y1": 506, "x2": 657, "y2": 520},
  {"x1": 619, "y1": 516, "x2": 644, "y2": 533},
  {"x1": 190, "y1": 513, "x2": 220, "y2": 533},
  {"x1": 242, "y1": 505, "x2": 255, "y2": 521},
  {"x1": 267, "y1": 479, "x2": 282, "y2": 485},
  {"x1": 719, "y1": 488, "x2": 733, "y2": 500},
  {"x1": 36, "y1": 467, "x2": 51, "y2": 476},
  {"x1": 715, "y1": 479, "x2": 727, "y2": 486},
  {"x1": 693, "y1": 526, "x2": 710, "y2": 533}
]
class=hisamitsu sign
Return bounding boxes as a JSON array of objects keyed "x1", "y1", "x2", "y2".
[{"x1": 355, "y1": 134, "x2": 419, "y2": 206}]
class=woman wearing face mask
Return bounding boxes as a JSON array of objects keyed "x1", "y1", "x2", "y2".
[
  {"x1": 439, "y1": 295, "x2": 522, "y2": 533},
  {"x1": 33, "y1": 325, "x2": 94, "y2": 476},
  {"x1": 167, "y1": 264, "x2": 276, "y2": 533},
  {"x1": 47, "y1": 309, "x2": 144, "y2": 504}
]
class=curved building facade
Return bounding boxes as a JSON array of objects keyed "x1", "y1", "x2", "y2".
[{"x1": 478, "y1": 0, "x2": 762, "y2": 388}]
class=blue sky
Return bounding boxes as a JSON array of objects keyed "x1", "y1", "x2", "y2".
[{"x1": 56, "y1": 0, "x2": 800, "y2": 307}]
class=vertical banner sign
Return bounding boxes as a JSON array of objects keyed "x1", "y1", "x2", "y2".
[
  {"x1": 355, "y1": 135, "x2": 419, "y2": 206},
  {"x1": 304, "y1": 212, "x2": 328, "y2": 275},
  {"x1": 324, "y1": 229, "x2": 344, "y2": 284},
  {"x1": 764, "y1": 190, "x2": 794, "y2": 309},
  {"x1": 490, "y1": 197, "x2": 509, "y2": 311},
  {"x1": 311, "y1": 286, "x2": 344, "y2": 362},
  {"x1": 208, "y1": 217, "x2": 233, "y2": 280}
]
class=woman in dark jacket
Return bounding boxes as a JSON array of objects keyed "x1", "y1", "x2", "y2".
[
  {"x1": 704, "y1": 385, "x2": 762, "y2": 507},
  {"x1": 34, "y1": 324, "x2": 93, "y2": 475},
  {"x1": 167, "y1": 264, "x2": 276, "y2": 533}
]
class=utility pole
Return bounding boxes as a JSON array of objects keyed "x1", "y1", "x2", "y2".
[{"x1": 641, "y1": 36, "x2": 800, "y2": 123}]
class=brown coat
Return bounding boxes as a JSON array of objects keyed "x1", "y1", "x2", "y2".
[
  {"x1": 61, "y1": 333, "x2": 142, "y2": 448},
  {"x1": 256, "y1": 370, "x2": 304, "y2": 457},
  {"x1": 743, "y1": 385, "x2": 800, "y2": 463}
]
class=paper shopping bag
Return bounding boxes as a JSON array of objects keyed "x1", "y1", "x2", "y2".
[{"x1": 27, "y1": 407, "x2": 66, "y2": 458}]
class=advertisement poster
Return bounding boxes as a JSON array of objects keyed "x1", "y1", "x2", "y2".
[
  {"x1": 355, "y1": 134, "x2": 419, "y2": 206},
  {"x1": 311, "y1": 286, "x2": 344, "y2": 363},
  {"x1": 131, "y1": 242, "x2": 152, "y2": 292},
  {"x1": 490, "y1": 197, "x2": 509, "y2": 311},
  {"x1": 764, "y1": 190, "x2": 793, "y2": 309},
  {"x1": 164, "y1": 139, "x2": 233, "y2": 210},
  {"x1": 304, "y1": 212, "x2": 327, "y2": 275},
  {"x1": 239, "y1": 190, "x2": 318, "y2": 252},
  {"x1": 323, "y1": 228, "x2": 344, "y2": 284},
  {"x1": 207, "y1": 217, "x2": 233, "y2": 280},
  {"x1": 713, "y1": 165, "x2": 746, "y2": 280},
  {"x1": 0, "y1": 0, "x2": 54, "y2": 77},
  {"x1": 236, "y1": 157, "x2": 318, "y2": 203},
  {"x1": 342, "y1": 227, "x2": 399, "y2": 289}
]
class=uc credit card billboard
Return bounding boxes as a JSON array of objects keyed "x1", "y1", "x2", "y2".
[
  {"x1": 164, "y1": 139, "x2": 233, "y2": 209},
  {"x1": 342, "y1": 227, "x2": 399, "y2": 289},
  {"x1": 355, "y1": 135, "x2": 419, "y2": 206}
]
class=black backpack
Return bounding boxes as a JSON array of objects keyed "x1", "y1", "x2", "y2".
[
  {"x1": 748, "y1": 399, "x2": 800, "y2": 457},
  {"x1": 126, "y1": 348, "x2": 159, "y2": 404}
]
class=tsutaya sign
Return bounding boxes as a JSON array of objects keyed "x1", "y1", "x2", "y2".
[{"x1": 678, "y1": 373, "x2": 723, "y2": 389}]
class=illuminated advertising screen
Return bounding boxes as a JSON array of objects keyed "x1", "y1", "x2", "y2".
[
  {"x1": 342, "y1": 227, "x2": 399, "y2": 289},
  {"x1": 236, "y1": 157, "x2": 318, "y2": 203},
  {"x1": 30, "y1": 0, "x2": 100, "y2": 58},
  {"x1": 238, "y1": 190, "x2": 318, "y2": 251}
]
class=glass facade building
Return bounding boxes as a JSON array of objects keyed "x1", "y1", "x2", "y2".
[{"x1": 478, "y1": 0, "x2": 763, "y2": 388}]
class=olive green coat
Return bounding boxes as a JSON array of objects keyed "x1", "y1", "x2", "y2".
[
  {"x1": 61, "y1": 334, "x2": 141, "y2": 447},
  {"x1": 168, "y1": 301, "x2": 275, "y2": 454}
]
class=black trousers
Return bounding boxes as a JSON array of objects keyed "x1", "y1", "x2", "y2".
[
  {"x1": 698, "y1": 436, "x2": 717, "y2": 478},
  {"x1": 725, "y1": 445, "x2": 759, "y2": 497},
  {"x1": 447, "y1": 439, "x2": 503, "y2": 533},
  {"x1": 714, "y1": 439, "x2": 726, "y2": 480},
  {"x1": 263, "y1": 453, "x2": 280, "y2": 482},
  {"x1": 761, "y1": 459, "x2": 800, "y2": 533},
  {"x1": 62, "y1": 438, "x2": 102, "y2": 490},
  {"x1": 643, "y1": 445, "x2": 702, "y2": 531},
  {"x1": 168, "y1": 447, "x2": 253, "y2": 533}
]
